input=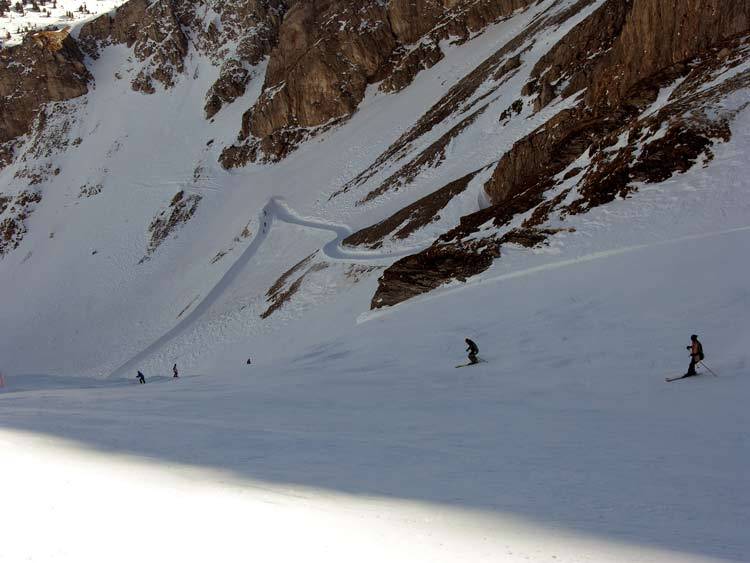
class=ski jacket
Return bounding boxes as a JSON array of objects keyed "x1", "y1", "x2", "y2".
[
  {"x1": 466, "y1": 339, "x2": 479, "y2": 354},
  {"x1": 691, "y1": 340, "x2": 704, "y2": 361}
]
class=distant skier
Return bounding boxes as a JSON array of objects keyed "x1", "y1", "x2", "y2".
[
  {"x1": 465, "y1": 338, "x2": 479, "y2": 365},
  {"x1": 684, "y1": 334, "x2": 704, "y2": 376},
  {"x1": 246, "y1": 358, "x2": 252, "y2": 365},
  {"x1": 137, "y1": 371, "x2": 146, "y2": 384},
  {"x1": 173, "y1": 363, "x2": 179, "y2": 378}
]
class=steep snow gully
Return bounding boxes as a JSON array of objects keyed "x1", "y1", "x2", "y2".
[{"x1": 110, "y1": 198, "x2": 420, "y2": 377}]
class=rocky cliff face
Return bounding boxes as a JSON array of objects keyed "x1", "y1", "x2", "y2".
[
  {"x1": 488, "y1": 0, "x2": 750, "y2": 206},
  {"x1": 220, "y1": 0, "x2": 535, "y2": 165},
  {"x1": 79, "y1": 0, "x2": 292, "y2": 99},
  {"x1": 0, "y1": 0, "x2": 747, "y2": 313},
  {"x1": 79, "y1": 0, "x2": 189, "y2": 93},
  {"x1": 0, "y1": 28, "x2": 90, "y2": 146},
  {"x1": 366, "y1": 0, "x2": 750, "y2": 308}
]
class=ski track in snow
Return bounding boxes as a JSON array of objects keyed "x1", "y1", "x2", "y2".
[
  {"x1": 3, "y1": 222, "x2": 749, "y2": 563},
  {"x1": 361, "y1": 223, "x2": 750, "y2": 323},
  {"x1": 110, "y1": 198, "x2": 428, "y2": 378},
  {"x1": 113, "y1": 183, "x2": 750, "y2": 379}
]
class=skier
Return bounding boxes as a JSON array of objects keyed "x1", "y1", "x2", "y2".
[
  {"x1": 136, "y1": 371, "x2": 146, "y2": 384},
  {"x1": 684, "y1": 334, "x2": 704, "y2": 376},
  {"x1": 465, "y1": 338, "x2": 479, "y2": 365},
  {"x1": 172, "y1": 363, "x2": 179, "y2": 378}
]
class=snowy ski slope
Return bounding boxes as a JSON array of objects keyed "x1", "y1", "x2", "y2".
[
  {"x1": 2, "y1": 215, "x2": 749, "y2": 562},
  {"x1": 0, "y1": 0, "x2": 749, "y2": 560}
]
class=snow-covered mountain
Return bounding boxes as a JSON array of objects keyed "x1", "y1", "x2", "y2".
[
  {"x1": 0, "y1": 0, "x2": 123, "y2": 48},
  {"x1": 0, "y1": 1, "x2": 749, "y2": 561},
  {"x1": 1, "y1": 0, "x2": 747, "y2": 377}
]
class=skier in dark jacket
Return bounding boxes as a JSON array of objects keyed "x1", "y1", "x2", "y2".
[
  {"x1": 685, "y1": 334, "x2": 704, "y2": 376},
  {"x1": 465, "y1": 338, "x2": 479, "y2": 365},
  {"x1": 137, "y1": 371, "x2": 146, "y2": 384},
  {"x1": 172, "y1": 363, "x2": 179, "y2": 378}
]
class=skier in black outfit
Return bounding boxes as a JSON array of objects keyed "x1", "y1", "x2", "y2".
[
  {"x1": 465, "y1": 338, "x2": 479, "y2": 365},
  {"x1": 172, "y1": 363, "x2": 179, "y2": 378},
  {"x1": 137, "y1": 371, "x2": 146, "y2": 384},
  {"x1": 685, "y1": 334, "x2": 704, "y2": 376}
]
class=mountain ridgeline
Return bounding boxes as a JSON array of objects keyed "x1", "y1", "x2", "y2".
[{"x1": 1, "y1": 0, "x2": 748, "y2": 310}]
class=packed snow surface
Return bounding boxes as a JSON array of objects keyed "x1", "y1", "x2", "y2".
[
  {"x1": 0, "y1": 1, "x2": 749, "y2": 560},
  {"x1": 2, "y1": 222, "x2": 749, "y2": 562}
]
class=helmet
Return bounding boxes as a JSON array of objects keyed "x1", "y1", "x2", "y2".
[{"x1": 691, "y1": 334, "x2": 698, "y2": 340}]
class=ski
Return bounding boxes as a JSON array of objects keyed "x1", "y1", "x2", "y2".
[
  {"x1": 666, "y1": 373, "x2": 700, "y2": 382},
  {"x1": 456, "y1": 360, "x2": 486, "y2": 368}
]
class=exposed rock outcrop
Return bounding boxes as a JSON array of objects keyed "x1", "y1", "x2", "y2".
[
  {"x1": 196, "y1": 0, "x2": 293, "y2": 117},
  {"x1": 204, "y1": 59, "x2": 252, "y2": 119},
  {"x1": 486, "y1": 0, "x2": 750, "y2": 207},
  {"x1": 222, "y1": 0, "x2": 536, "y2": 165},
  {"x1": 494, "y1": 0, "x2": 750, "y2": 204},
  {"x1": 1, "y1": 0, "x2": 747, "y2": 308},
  {"x1": 142, "y1": 190, "x2": 202, "y2": 260},
  {"x1": 261, "y1": 251, "x2": 328, "y2": 319},
  {"x1": 0, "y1": 190, "x2": 42, "y2": 256},
  {"x1": 79, "y1": 0, "x2": 291, "y2": 101},
  {"x1": 79, "y1": 0, "x2": 188, "y2": 93},
  {"x1": 344, "y1": 171, "x2": 479, "y2": 249},
  {"x1": 335, "y1": 1, "x2": 568, "y2": 198},
  {"x1": 369, "y1": 0, "x2": 750, "y2": 308},
  {"x1": 0, "y1": 28, "x2": 90, "y2": 146}
]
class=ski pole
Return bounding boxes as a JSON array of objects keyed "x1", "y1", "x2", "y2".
[{"x1": 699, "y1": 361, "x2": 718, "y2": 377}]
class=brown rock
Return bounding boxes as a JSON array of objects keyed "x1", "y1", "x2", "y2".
[
  {"x1": 371, "y1": 239, "x2": 499, "y2": 309},
  {"x1": 246, "y1": 1, "x2": 398, "y2": 143},
  {"x1": 585, "y1": 0, "x2": 749, "y2": 108},
  {"x1": 79, "y1": 0, "x2": 188, "y2": 93},
  {"x1": 231, "y1": 0, "x2": 536, "y2": 162},
  {"x1": 488, "y1": 0, "x2": 750, "y2": 207},
  {"x1": 371, "y1": 1, "x2": 749, "y2": 308},
  {"x1": 205, "y1": 60, "x2": 251, "y2": 119},
  {"x1": 345, "y1": 171, "x2": 479, "y2": 249},
  {"x1": 143, "y1": 190, "x2": 202, "y2": 259},
  {"x1": 0, "y1": 28, "x2": 90, "y2": 145},
  {"x1": 78, "y1": 0, "x2": 150, "y2": 54}
]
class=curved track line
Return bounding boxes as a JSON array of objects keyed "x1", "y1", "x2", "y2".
[
  {"x1": 110, "y1": 198, "x2": 422, "y2": 377},
  {"x1": 271, "y1": 198, "x2": 427, "y2": 261}
]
